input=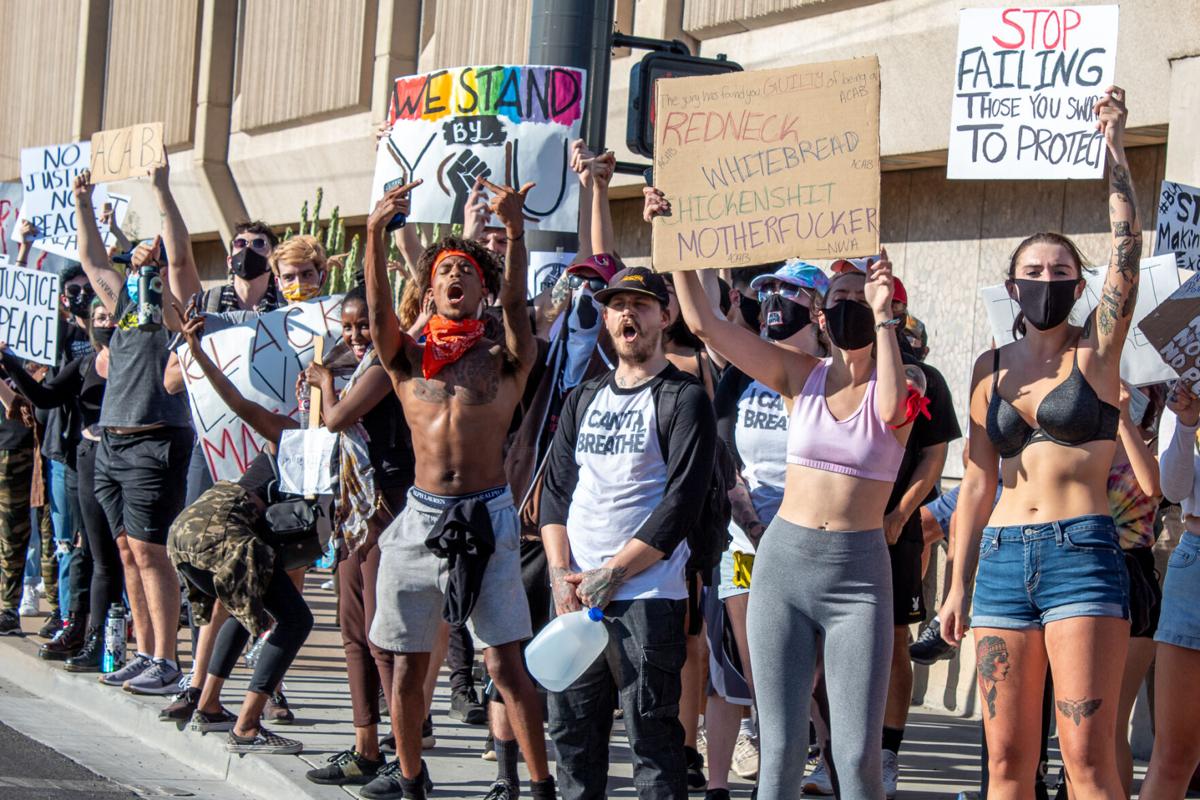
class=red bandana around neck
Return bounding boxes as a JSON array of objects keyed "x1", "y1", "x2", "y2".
[{"x1": 422, "y1": 314, "x2": 486, "y2": 379}]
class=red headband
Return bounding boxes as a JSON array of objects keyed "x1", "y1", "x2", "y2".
[{"x1": 431, "y1": 249, "x2": 485, "y2": 286}]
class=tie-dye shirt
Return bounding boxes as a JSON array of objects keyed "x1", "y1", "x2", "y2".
[{"x1": 1107, "y1": 461, "x2": 1158, "y2": 550}]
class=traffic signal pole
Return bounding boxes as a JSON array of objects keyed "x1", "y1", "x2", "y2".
[{"x1": 528, "y1": 0, "x2": 615, "y2": 152}]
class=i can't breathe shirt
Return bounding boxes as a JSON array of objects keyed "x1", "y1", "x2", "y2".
[
  {"x1": 730, "y1": 377, "x2": 788, "y2": 553},
  {"x1": 565, "y1": 379, "x2": 690, "y2": 602}
]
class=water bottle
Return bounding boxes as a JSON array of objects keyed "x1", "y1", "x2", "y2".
[
  {"x1": 524, "y1": 607, "x2": 608, "y2": 692},
  {"x1": 101, "y1": 603, "x2": 127, "y2": 673},
  {"x1": 136, "y1": 265, "x2": 163, "y2": 331}
]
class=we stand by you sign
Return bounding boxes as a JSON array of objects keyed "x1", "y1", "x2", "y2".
[{"x1": 948, "y1": 6, "x2": 1119, "y2": 180}]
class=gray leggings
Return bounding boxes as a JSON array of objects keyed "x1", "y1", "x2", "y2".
[{"x1": 747, "y1": 517, "x2": 893, "y2": 800}]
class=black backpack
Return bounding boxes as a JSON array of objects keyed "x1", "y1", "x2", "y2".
[{"x1": 571, "y1": 372, "x2": 733, "y2": 575}]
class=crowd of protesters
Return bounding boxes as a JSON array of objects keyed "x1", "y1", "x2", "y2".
[{"x1": 0, "y1": 83, "x2": 1198, "y2": 800}]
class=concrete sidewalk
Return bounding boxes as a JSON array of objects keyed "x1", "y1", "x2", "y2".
[{"x1": 0, "y1": 572, "x2": 1142, "y2": 799}]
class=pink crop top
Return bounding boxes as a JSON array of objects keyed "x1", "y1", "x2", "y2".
[{"x1": 786, "y1": 358, "x2": 905, "y2": 483}]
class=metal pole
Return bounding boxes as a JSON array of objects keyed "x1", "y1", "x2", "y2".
[
  {"x1": 526, "y1": 0, "x2": 615, "y2": 253},
  {"x1": 527, "y1": 0, "x2": 614, "y2": 151}
]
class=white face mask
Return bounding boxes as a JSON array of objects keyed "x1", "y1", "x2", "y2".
[{"x1": 562, "y1": 288, "x2": 602, "y2": 390}]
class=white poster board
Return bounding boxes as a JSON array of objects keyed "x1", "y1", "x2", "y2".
[
  {"x1": 18, "y1": 142, "x2": 112, "y2": 241},
  {"x1": 1155, "y1": 180, "x2": 1200, "y2": 271},
  {"x1": 276, "y1": 428, "x2": 338, "y2": 496},
  {"x1": 528, "y1": 250, "x2": 575, "y2": 298},
  {"x1": 980, "y1": 254, "x2": 1184, "y2": 386},
  {"x1": 0, "y1": 264, "x2": 60, "y2": 366},
  {"x1": 371, "y1": 65, "x2": 587, "y2": 233},
  {"x1": 177, "y1": 297, "x2": 344, "y2": 481},
  {"x1": 948, "y1": 6, "x2": 1119, "y2": 180}
]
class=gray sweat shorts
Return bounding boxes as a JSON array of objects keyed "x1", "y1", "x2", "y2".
[{"x1": 369, "y1": 486, "x2": 532, "y2": 653}]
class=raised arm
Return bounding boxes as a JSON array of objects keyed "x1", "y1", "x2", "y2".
[
  {"x1": 865, "y1": 251, "x2": 908, "y2": 426},
  {"x1": 590, "y1": 151, "x2": 616, "y2": 256},
  {"x1": 674, "y1": 268, "x2": 810, "y2": 398},
  {"x1": 1117, "y1": 384, "x2": 1160, "y2": 497},
  {"x1": 72, "y1": 171, "x2": 125, "y2": 314},
  {"x1": 365, "y1": 183, "x2": 419, "y2": 381},
  {"x1": 0, "y1": 348, "x2": 82, "y2": 409},
  {"x1": 1159, "y1": 386, "x2": 1200, "y2": 505},
  {"x1": 482, "y1": 179, "x2": 538, "y2": 372},
  {"x1": 100, "y1": 201, "x2": 131, "y2": 253},
  {"x1": 1092, "y1": 86, "x2": 1142, "y2": 363},
  {"x1": 940, "y1": 351, "x2": 1003, "y2": 645},
  {"x1": 151, "y1": 159, "x2": 203, "y2": 312},
  {"x1": 14, "y1": 220, "x2": 36, "y2": 266},
  {"x1": 176, "y1": 308, "x2": 297, "y2": 445}
]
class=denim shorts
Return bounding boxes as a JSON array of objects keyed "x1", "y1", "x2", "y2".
[
  {"x1": 1156, "y1": 532, "x2": 1200, "y2": 652},
  {"x1": 971, "y1": 514, "x2": 1129, "y2": 630}
]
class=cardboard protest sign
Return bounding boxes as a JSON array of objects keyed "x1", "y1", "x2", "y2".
[
  {"x1": 371, "y1": 65, "x2": 587, "y2": 233},
  {"x1": 0, "y1": 264, "x2": 60, "y2": 366},
  {"x1": 89, "y1": 122, "x2": 165, "y2": 183},
  {"x1": 177, "y1": 297, "x2": 344, "y2": 481},
  {"x1": 528, "y1": 249, "x2": 575, "y2": 299},
  {"x1": 650, "y1": 57, "x2": 881, "y2": 272},
  {"x1": 1138, "y1": 271, "x2": 1200, "y2": 394},
  {"x1": 1154, "y1": 180, "x2": 1200, "y2": 270},
  {"x1": 980, "y1": 254, "x2": 1183, "y2": 386},
  {"x1": 948, "y1": 6, "x2": 1119, "y2": 180},
  {"x1": 19, "y1": 142, "x2": 112, "y2": 241}
]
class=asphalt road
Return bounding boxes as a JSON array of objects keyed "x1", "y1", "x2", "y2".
[{"x1": 0, "y1": 720, "x2": 138, "y2": 800}]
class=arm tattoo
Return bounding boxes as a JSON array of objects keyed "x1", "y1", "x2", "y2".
[
  {"x1": 549, "y1": 566, "x2": 580, "y2": 611},
  {"x1": 976, "y1": 635, "x2": 1010, "y2": 720},
  {"x1": 1056, "y1": 697, "x2": 1102, "y2": 726},
  {"x1": 575, "y1": 565, "x2": 627, "y2": 609},
  {"x1": 1098, "y1": 285, "x2": 1122, "y2": 335},
  {"x1": 1110, "y1": 164, "x2": 1135, "y2": 205},
  {"x1": 550, "y1": 271, "x2": 571, "y2": 308}
]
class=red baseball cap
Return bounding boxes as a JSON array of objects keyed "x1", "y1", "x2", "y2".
[
  {"x1": 567, "y1": 253, "x2": 621, "y2": 283},
  {"x1": 892, "y1": 276, "x2": 908, "y2": 306}
]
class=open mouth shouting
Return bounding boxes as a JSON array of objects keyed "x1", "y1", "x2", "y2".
[
  {"x1": 620, "y1": 320, "x2": 640, "y2": 343},
  {"x1": 446, "y1": 282, "x2": 465, "y2": 306}
]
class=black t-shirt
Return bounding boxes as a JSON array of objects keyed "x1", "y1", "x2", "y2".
[
  {"x1": 885, "y1": 355, "x2": 962, "y2": 542},
  {"x1": 360, "y1": 391, "x2": 416, "y2": 492}
]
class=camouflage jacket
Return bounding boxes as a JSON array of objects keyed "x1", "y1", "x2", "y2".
[{"x1": 167, "y1": 481, "x2": 275, "y2": 636}]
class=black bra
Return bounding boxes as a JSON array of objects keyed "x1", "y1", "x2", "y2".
[{"x1": 985, "y1": 348, "x2": 1119, "y2": 459}]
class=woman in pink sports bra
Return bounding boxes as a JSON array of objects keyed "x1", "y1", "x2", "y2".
[{"x1": 673, "y1": 254, "x2": 909, "y2": 800}]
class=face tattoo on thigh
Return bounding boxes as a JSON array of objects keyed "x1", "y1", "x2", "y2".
[{"x1": 976, "y1": 636, "x2": 1010, "y2": 720}]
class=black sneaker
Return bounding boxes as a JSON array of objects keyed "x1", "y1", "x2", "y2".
[
  {"x1": 64, "y1": 628, "x2": 103, "y2": 673},
  {"x1": 421, "y1": 714, "x2": 435, "y2": 749},
  {"x1": 360, "y1": 759, "x2": 434, "y2": 800},
  {"x1": 450, "y1": 687, "x2": 488, "y2": 725},
  {"x1": 160, "y1": 687, "x2": 201, "y2": 721},
  {"x1": 225, "y1": 726, "x2": 303, "y2": 755},
  {"x1": 484, "y1": 780, "x2": 517, "y2": 799},
  {"x1": 37, "y1": 610, "x2": 63, "y2": 639},
  {"x1": 481, "y1": 732, "x2": 496, "y2": 761},
  {"x1": 0, "y1": 609, "x2": 23, "y2": 636},
  {"x1": 705, "y1": 790, "x2": 731, "y2": 800},
  {"x1": 685, "y1": 745, "x2": 707, "y2": 792},
  {"x1": 191, "y1": 706, "x2": 238, "y2": 733},
  {"x1": 910, "y1": 619, "x2": 956, "y2": 665},
  {"x1": 306, "y1": 749, "x2": 386, "y2": 786},
  {"x1": 380, "y1": 734, "x2": 396, "y2": 753}
]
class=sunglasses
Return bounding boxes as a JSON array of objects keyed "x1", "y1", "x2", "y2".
[
  {"x1": 64, "y1": 284, "x2": 94, "y2": 299},
  {"x1": 568, "y1": 274, "x2": 607, "y2": 293},
  {"x1": 232, "y1": 237, "x2": 270, "y2": 252},
  {"x1": 756, "y1": 285, "x2": 804, "y2": 303}
]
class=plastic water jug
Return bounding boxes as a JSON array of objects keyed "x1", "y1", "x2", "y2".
[{"x1": 525, "y1": 607, "x2": 608, "y2": 692}]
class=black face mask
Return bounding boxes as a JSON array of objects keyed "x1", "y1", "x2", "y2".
[
  {"x1": 230, "y1": 248, "x2": 270, "y2": 280},
  {"x1": 823, "y1": 299, "x2": 876, "y2": 351},
  {"x1": 67, "y1": 287, "x2": 94, "y2": 318},
  {"x1": 1011, "y1": 278, "x2": 1078, "y2": 331},
  {"x1": 761, "y1": 294, "x2": 810, "y2": 341},
  {"x1": 91, "y1": 326, "x2": 114, "y2": 349},
  {"x1": 738, "y1": 295, "x2": 761, "y2": 330}
]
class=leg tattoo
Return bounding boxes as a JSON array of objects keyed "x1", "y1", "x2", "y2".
[{"x1": 976, "y1": 636, "x2": 1010, "y2": 720}]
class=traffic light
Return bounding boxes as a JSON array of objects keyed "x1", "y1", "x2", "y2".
[{"x1": 626, "y1": 50, "x2": 742, "y2": 159}]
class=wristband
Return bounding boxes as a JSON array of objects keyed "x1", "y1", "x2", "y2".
[
  {"x1": 509, "y1": 231, "x2": 525, "y2": 242},
  {"x1": 875, "y1": 317, "x2": 902, "y2": 331}
]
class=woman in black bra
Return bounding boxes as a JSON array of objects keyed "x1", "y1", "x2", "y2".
[{"x1": 939, "y1": 86, "x2": 1140, "y2": 800}]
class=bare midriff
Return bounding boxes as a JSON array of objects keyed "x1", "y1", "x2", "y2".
[
  {"x1": 989, "y1": 438, "x2": 1114, "y2": 526},
  {"x1": 775, "y1": 463, "x2": 895, "y2": 532}
]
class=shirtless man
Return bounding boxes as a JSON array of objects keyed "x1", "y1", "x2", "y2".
[{"x1": 361, "y1": 179, "x2": 553, "y2": 800}]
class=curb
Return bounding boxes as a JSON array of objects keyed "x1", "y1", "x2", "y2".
[{"x1": 0, "y1": 635, "x2": 346, "y2": 800}]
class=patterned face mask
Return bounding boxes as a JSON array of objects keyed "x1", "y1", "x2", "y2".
[{"x1": 281, "y1": 281, "x2": 322, "y2": 303}]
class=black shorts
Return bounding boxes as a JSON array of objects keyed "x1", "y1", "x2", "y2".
[
  {"x1": 95, "y1": 427, "x2": 193, "y2": 546},
  {"x1": 1125, "y1": 545, "x2": 1162, "y2": 639},
  {"x1": 889, "y1": 532, "x2": 926, "y2": 626}
]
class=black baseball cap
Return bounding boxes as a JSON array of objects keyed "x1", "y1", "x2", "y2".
[{"x1": 594, "y1": 266, "x2": 670, "y2": 307}]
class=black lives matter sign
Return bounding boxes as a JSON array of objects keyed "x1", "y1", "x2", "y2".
[{"x1": 948, "y1": 6, "x2": 1118, "y2": 180}]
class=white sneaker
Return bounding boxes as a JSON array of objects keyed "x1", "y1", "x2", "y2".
[
  {"x1": 882, "y1": 749, "x2": 899, "y2": 799},
  {"x1": 35, "y1": 579, "x2": 46, "y2": 598},
  {"x1": 695, "y1": 725, "x2": 707, "y2": 761},
  {"x1": 732, "y1": 733, "x2": 759, "y2": 780},
  {"x1": 18, "y1": 588, "x2": 38, "y2": 616},
  {"x1": 803, "y1": 759, "x2": 834, "y2": 796}
]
